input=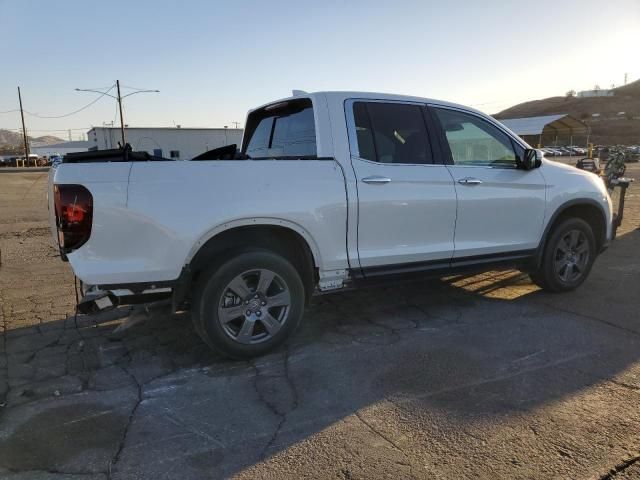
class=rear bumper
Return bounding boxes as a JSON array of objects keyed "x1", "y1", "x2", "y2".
[
  {"x1": 78, "y1": 284, "x2": 174, "y2": 314},
  {"x1": 78, "y1": 266, "x2": 190, "y2": 314}
]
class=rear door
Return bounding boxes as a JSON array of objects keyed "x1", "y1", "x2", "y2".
[
  {"x1": 346, "y1": 99, "x2": 457, "y2": 273},
  {"x1": 430, "y1": 106, "x2": 546, "y2": 259}
]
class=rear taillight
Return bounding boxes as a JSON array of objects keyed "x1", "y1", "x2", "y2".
[{"x1": 54, "y1": 184, "x2": 93, "y2": 253}]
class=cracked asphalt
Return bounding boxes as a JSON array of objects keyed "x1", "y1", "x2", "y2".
[{"x1": 0, "y1": 167, "x2": 639, "y2": 479}]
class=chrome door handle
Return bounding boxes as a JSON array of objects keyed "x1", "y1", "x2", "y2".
[
  {"x1": 362, "y1": 176, "x2": 391, "y2": 184},
  {"x1": 458, "y1": 177, "x2": 482, "y2": 185}
]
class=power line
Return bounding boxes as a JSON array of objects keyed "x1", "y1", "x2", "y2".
[
  {"x1": 0, "y1": 85, "x2": 115, "y2": 118},
  {"x1": 1, "y1": 127, "x2": 90, "y2": 132},
  {"x1": 121, "y1": 84, "x2": 157, "y2": 91},
  {"x1": 73, "y1": 85, "x2": 114, "y2": 91},
  {"x1": 113, "y1": 98, "x2": 119, "y2": 126},
  {"x1": 29, "y1": 85, "x2": 116, "y2": 118}
]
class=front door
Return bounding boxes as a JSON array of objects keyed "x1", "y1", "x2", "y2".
[
  {"x1": 347, "y1": 100, "x2": 457, "y2": 273},
  {"x1": 431, "y1": 106, "x2": 546, "y2": 259}
]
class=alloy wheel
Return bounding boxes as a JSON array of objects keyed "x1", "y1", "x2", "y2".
[
  {"x1": 553, "y1": 229, "x2": 590, "y2": 283},
  {"x1": 217, "y1": 269, "x2": 291, "y2": 344}
]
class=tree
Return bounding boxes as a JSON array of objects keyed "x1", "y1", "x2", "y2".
[{"x1": 565, "y1": 90, "x2": 576, "y2": 98}]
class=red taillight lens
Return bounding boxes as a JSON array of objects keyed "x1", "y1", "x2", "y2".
[{"x1": 54, "y1": 184, "x2": 93, "y2": 253}]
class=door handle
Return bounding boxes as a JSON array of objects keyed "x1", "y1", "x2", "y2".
[
  {"x1": 362, "y1": 176, "x2": 391, "y2": 184},
  {"x1": 458, "y1": 177, "x2": 483, "y2": 185}
]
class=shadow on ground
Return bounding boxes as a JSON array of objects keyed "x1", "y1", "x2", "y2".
[{"x1": 0, "y1": 230, "x2": 638, "y2": 479}]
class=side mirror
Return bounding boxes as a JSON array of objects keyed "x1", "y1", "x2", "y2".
[{"x1": 522, "y1": 148, "x2": 542, "y2": 170}]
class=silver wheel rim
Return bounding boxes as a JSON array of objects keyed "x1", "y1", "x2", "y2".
[
  {"x1": 553, "y1": 229, "x2": 590, "y2": 283},
  {"x1": 217, "y1": 269, "x2": 291, "y2": 344}
]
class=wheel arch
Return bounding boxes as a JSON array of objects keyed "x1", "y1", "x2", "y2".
[
  {"x1": 534, "y1": 199, "x2": 608, "y2": 267},
  {"x1": 181, "y1": 218, "x2": 321, "y2": 304}
]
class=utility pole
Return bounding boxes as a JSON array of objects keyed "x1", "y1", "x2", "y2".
[
  {"x1": 17, "y1": 87, "x2": 29, "y2": 165},
  {"x1": 76, "y1": 81, "x2": 159, "y2": 149},
  {"x1": 231, "y1": 121, "x2": 241, "y2": 129},
  {"x1": 624, "y1": 73, "x2": 628, "y2": 85},
  {"x1": 116, "y1": 80, "x2": 126, "y2": 147}
]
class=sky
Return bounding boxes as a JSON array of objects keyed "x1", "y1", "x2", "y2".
[{"x1": 1, "y1": 0, "x2": 638, "y2": 140}]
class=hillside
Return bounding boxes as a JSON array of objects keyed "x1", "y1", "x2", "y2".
[
  {"x1": 0, "y1": 129, "x2": 64, "y2": 147},
  {"x1": 495, "y1": 80, "x2": 640, "y2": 145}
]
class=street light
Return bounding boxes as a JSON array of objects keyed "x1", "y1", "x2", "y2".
[{"x1": 75, "y1": 80, "x2": 159, "y2": 148}]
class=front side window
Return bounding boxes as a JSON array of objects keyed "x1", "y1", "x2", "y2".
[
  {"x1": 243, "y1": 99, "x2": 317, "y2": 158},
  {"x1": 434, "y1": 108, "x2": 520, "y2": 167},
  {"x1": 352, "y1": 101, "x2": 433, "y2": 164}
]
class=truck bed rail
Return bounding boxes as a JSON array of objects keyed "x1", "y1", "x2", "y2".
[{"x1": 63, "y1": 145, "x2": 171, "y2": 163}]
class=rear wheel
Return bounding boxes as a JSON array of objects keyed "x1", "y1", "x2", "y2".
[
  {"x1": 530, "y1": 218, "x2": 596, "y2": 292},
  {"x1": 192, "y1": 250, "x2": 305, "y2": 358}
]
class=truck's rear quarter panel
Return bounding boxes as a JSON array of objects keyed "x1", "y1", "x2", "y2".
[
  {"x1": 67, "y1": 159, "x2": 348, "y2": 285},
  {"x1": 51, "y1": 162, "x2": 133, "y2": 282}
]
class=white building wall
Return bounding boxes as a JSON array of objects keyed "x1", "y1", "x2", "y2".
[{"x1": 88, "y1": 128, "x2": 243, "y2": 160}]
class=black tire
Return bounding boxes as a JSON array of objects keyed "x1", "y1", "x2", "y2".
[
  {"x1": 530, "y1": 218, "x2": 596, "y2": 292},
  {"x1": 192, "y1": 250, "x2": 305, "y2": 358}
]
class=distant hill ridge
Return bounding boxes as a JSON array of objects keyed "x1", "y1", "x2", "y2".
[
  {"x1": 495, "y1": 79, "x2": 640, "y2": 145},
  {"x1": 0, "y1": 129, "x2": 64, "y2": 147}
]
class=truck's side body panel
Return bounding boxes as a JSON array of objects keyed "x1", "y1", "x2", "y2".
[
  {"x1": 322, "y1": 93, "x2": 361, "y2": 272},
  {"x1": 59, "y1": 160, "x2": 348, "y2": 285}
]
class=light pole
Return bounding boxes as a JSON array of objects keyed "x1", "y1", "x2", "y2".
[{"x1": 75, "y1": 81, "x2": 159, "y2": 148}]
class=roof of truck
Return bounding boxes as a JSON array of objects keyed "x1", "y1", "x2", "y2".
[{"x1": 250, "y1": 91, "x2": 487, "y2": 119}]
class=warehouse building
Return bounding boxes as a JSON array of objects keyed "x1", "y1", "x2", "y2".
[
  {"x1": 88, "y1": 127, "x2": 243, "y2": 160},
  {"x1": 498, "y1": 114, "x2": 588, "y2": 147}
]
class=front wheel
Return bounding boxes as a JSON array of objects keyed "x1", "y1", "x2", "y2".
[
  {"x1": 530, "y1": 218, "x2": 596, "y2": 292},
  {"x1": 192, "y1": 251, "x2": 305, "y2": 358}
]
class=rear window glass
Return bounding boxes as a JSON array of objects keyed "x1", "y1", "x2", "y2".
[{"x1": 243, "y1": 99, "x2": 317, "y2": 158}]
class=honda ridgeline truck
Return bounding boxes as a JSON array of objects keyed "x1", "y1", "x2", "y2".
[{"x1": 49, "y1": 91, "x2": 613, "y2": 358}]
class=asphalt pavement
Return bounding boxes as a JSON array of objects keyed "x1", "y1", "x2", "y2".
[{"x1": 0, "y1": 170, "x2": 638, "y2": 479}]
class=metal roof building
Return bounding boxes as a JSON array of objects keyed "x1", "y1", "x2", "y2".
[{"x1": 498, "y1": 114, "x2": 588, "y2": 146}]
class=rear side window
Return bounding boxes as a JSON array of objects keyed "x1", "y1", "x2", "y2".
[
  {"x1": 243, "y1": 99, "x2": 317, "y2": 159},
  {"x1": 352, "y1": 101, "x2": 433, "y2": 164}
]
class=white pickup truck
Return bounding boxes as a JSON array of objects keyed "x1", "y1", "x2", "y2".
[{"x1": 49, "y1": 91, "x2": 613, "y2": 357}]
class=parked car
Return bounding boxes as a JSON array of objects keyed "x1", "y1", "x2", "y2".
[
  {"x1": 628, "y1": 145, "x2": 640, "y2": 154},
  {"x1": 49, "y1": 91, "x2": 614, "y2": 358},
  {"x1": 567, "y1": 146, "x2": 586, "y2": 155},
  {"x1": 544, "y1": 147, "x2": 564, "y2": 156}
]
